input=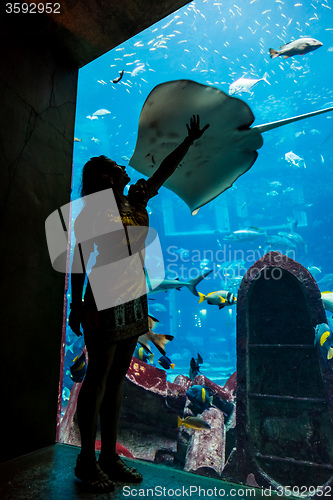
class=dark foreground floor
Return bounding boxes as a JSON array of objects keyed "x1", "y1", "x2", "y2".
[{"x1": 0, "y1": 443, "x2": 295, "y2": 500}]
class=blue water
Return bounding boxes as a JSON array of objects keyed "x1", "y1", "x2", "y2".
[{"x1": 62, "y1": 0, "x2": 333, "y2": 403}]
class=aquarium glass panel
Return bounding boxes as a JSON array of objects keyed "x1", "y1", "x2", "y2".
[{"x1": 58, "y1": 0, "x2": 333, "y2": 491}]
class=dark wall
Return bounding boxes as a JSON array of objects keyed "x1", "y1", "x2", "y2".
[{"x1": 0, "y1": 15, "x2": 77, "y2": 462}]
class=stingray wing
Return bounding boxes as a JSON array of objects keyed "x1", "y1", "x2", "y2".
[{"x1": 129, "y1": 80, "x2": 263, "y2": 214}]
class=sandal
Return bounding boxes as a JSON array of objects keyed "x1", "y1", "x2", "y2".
[
  {"x1": 99, "y1": 454, "x2": 143, "y2": 483},
  {"x1": 75, "y1": 454, "x2": 115, "y2": 493}
]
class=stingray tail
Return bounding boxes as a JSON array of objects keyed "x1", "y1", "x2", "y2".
[
  {"x1": 186, "y1": 269, "x2": 213, "y2": 296},
  {"x1": 269, "y1": 48, "x2": 280, "y2": 59},
  {"x1": 262, "y1": 71, "x2": 271, "y2": 85}
]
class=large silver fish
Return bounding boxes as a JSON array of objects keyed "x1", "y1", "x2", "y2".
[
  {"x1": 229, "y1": 72, "x2": 270, "y2": 95},
  {"x1": 198, "y1": 289, "x2": 236, "y2": 310},
  {"x1": 269, "y1": 37, "x2": 322, "y2": 59}
]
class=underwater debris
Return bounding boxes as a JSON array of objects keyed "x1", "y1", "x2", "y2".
[{"x1": 265, "y1": 234, "x2": 297, "y2": 250}]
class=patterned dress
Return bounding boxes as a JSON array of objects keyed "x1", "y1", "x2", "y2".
[{"x1": 74, "y1": 180, "x2": 153, "y2": 348}]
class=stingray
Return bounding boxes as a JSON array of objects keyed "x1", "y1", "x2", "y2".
[{"x1": 129, "y1": 80, "x2": 333, "y2": 214}]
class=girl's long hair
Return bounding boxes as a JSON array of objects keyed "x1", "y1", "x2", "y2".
[{"x1": 80, "y1": 156, "x2": 117, "y2": 198}]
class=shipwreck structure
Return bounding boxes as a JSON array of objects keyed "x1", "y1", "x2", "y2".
[{"x1": 224, "y1": 251, "x2": 333, "y2": 491}]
